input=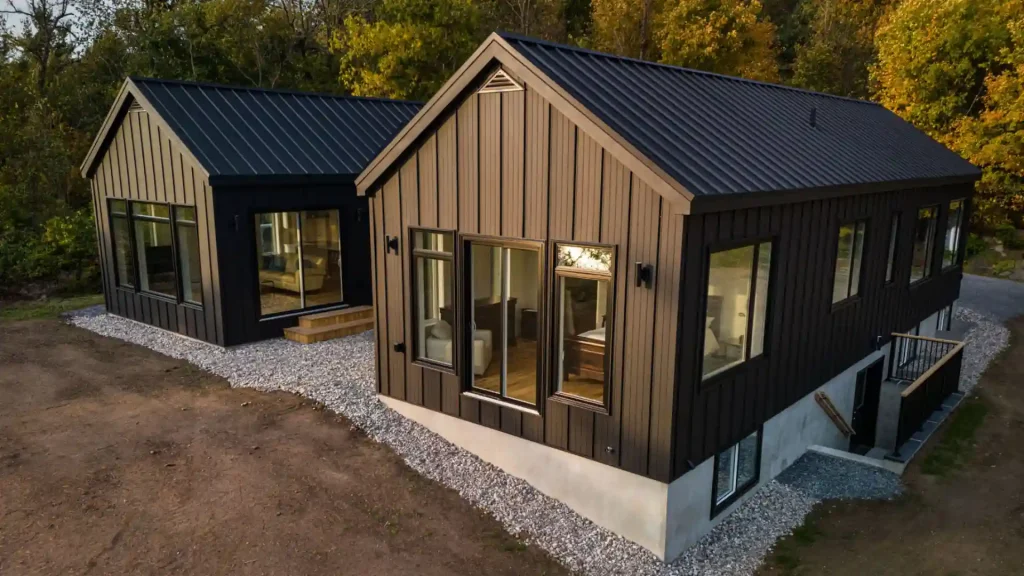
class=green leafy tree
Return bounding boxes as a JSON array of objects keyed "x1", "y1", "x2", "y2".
[
  {"x1": 590, "y1": 0, "x2": 663, "y2": 58},
  {"x1": 335, "y1": 0, "x2": 482, "y2": 100},
  {"x1": 656, "y1": 0, "x2": 779, "y2": 82},
  {"x1": 790, "y1": 0, "x2": 885, "y2": 98}
]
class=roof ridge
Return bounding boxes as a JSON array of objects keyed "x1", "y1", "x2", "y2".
[
  {"x1": 128, "y1": 76, "x2": 423, "y2": 106},
  {"x1": 496, "y1": 32, "x2": 880, "y2": 107}
]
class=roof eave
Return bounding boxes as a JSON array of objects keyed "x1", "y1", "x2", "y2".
[{"x1": 208, "y1": 173, "x2": 358, "y2": 188}]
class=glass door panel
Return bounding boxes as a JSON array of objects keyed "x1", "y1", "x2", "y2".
[
  {"x1": 255, "y1": 212, "x2": 302, "y2": 315},
  {"x1": 301, "y1": 210, "x2": 343, "y2": 308},
  {"x1": 506, "y1": 247, "x2": 538, "y2": 405},
  {"x1": 470, "y1": 244, "x2": 502, "y2": 394}
]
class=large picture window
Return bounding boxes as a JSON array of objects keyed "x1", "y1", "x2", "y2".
[
  {"x1": 110, "y1": 200, "x2": 135, "y2": 288},
  {"x1": 702, "y1": 242, "x2": 772, "y2": 380},
  {"x1": 412, "y1": 229, "x2": 455, "y2": 368},
  {"x1": 554, "y1": 243, "x2": 615, "y2": 408},
  {"x1": 255, "y1": 210, "x2": 343, "y2": 316},
  {"x1": 713, "y1": 430, "x2": 760, "y2": 515},
  {"x1": 175, "y1": 207, "x2": 203, "y2": 305},
  {"x1": 885, "y1": 213, "x2": 899, "y2": 284},
  {"x1": 466, "y1": 238, "x2": 542, "y2": 407},
  {"x1": 132, "y1": 202, "x2": 176, "y2": 298},
  {"x1": 910, "y1": 206, "x2": 938, "y2": 283},
  {"x1": 943, "y1": 199, "x2": 964, "y2": 269},
  {"x1": 832, "y1": 220, "x2": 866, "y2": 304}
]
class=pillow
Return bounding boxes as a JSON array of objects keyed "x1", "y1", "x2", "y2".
[
  {"x1": 706, "y1": 316, "x2": 716, "y2": 328},
  {"x1": 431, "y1": 320, "x2": 453, "y2": 340}
]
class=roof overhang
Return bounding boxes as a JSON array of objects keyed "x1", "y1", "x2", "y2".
[
  {"x1": 355, "y1": 33, "x2": 694, "y2": 215},
  {"x1": 79, "y1": 78, "x2": 212, "y2": 182}
]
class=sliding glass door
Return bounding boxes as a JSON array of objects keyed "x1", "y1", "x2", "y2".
[{"x1": 255, "y1": 210, "x2": 343, "y2": 316}]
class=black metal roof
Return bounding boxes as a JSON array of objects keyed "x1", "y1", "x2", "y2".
[
  {"x1": 501, "y1": 33, "x2": 980, "y2": 198},
  {"x1": 130, "y1": 77, "x2": 422, "y2": 186}
]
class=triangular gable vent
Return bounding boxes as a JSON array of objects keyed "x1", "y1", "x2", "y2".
[
  {"x1": 127, "y1": 100, "x2": 144, "y2": 113},
  {"x1": 478, "y1": 69, "x2": 523, "y2": 93}
]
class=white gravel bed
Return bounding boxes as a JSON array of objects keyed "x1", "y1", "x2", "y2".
[
  {"x1": 64, "y1": 305, "x2": 1008, "y2": 576},
  {"x1": 954, "y1": 307, "x2": 1010, "y2": 394}
]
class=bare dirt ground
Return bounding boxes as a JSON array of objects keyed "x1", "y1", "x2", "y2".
[
  {"x1": 760, "y1": 317, "x2": 1024, "y2": 576},
  {"x1": 0, "y1": 319, "x2": 568, "y2": 576}
]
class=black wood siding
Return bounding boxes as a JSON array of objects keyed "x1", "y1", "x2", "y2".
[
  {"x1": 212, "y1": 185, "x2": 372, "y2": 346},
  {"x1": 672, "y1": 184, "x2": 972, "y2": 479}
]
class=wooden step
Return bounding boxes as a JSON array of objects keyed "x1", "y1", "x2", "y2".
[
  {"x1": 298, "y1": 305, "x2": 374, "y2": 328},
  {"x1": 284, "y1": 317, "x2": 374, "y2": 344}
]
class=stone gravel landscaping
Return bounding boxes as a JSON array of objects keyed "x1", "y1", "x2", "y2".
[{"x1": 65, "y1": 304, "x2": 1008, "y2": 576}]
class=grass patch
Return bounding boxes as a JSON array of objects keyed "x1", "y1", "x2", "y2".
[
  {"x1": 763, "y1": 510, "x2": 826, "y2": 575},
  {"x1": 921, "y1": 397, "x2": 989, "y2": 476},
  {"x1": 0, "y1": 294, "x2": 104, "y2": 322}
]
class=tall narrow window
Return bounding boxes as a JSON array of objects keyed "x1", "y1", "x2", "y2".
[
  {"x1": 943, "y1": 199, "x2": 965, "y2": 269},
  {"x1": 702, "y1": 242, "x2": 773, "y2": 380},
  {"x1": 832, "y1": 220, "x2": 867, "y2": 304},
  {"x1": 910, "y1": 206, "x2": 938, "y2": 283},
  {"x1": 175, "y1": 207, "x2": 203, "y2": 305},
  {"x1": 885, "y1": 214, "x2": 900, "y2": 284},
  {"x1": 109, "y1": 200, "x2": 135, "y2": 288},
  {"x1": 713, "y1": 430, "x2": 760, "y2": 514},
  {"x1": 467, "y1": 239, "x2": 542, "y2": 406},
  {"x1": 132, "y1": 202, "x2": 176, "y2": 298},
  {"x1": 554, "y1": 244, "x2": 615, "y2": 408},
  {"x1": 412, "y1": 229, "x2": 455, "y2": 368}
]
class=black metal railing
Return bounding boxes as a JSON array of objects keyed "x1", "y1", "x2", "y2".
[
  {"x1": 888, "y1": 333, "x2": 958, "y2": 382},
  {"x1": 892, "y1": 335, "x2": 964, "y2": 452}
]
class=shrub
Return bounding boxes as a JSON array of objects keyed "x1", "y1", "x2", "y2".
[
  {"x1": 994, "y1": 224, "x2": 1024, "y2": 250},
  {"x1": 965, "y1": 233, "x2": 988, "y2": 259}
]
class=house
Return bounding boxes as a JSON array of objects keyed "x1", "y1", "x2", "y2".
[
  {"x1": 355, "y1": 33, "x2": 980, "y2": 560},
  {"x1": 81, "y1": 78, "x2": 420, "y2": 345}
]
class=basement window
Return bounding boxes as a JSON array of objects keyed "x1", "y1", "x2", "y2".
[
  {"x1": 712, "y1": 429, "x2": 761, "y2": 516},
  {"x1": 832, "y1": 220, "x2": 867, "y2": 304}
]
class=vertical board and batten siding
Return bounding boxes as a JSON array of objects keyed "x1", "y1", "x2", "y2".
[
  {"x1": 369, "y1": 84, "x2": 684, "y2": 481},
  {"x1": 672, "y1": 185, "x2": 971, "y2": 478},
  {"x1": 90, "y1": 109, "x2": 223, "y2": 344}
]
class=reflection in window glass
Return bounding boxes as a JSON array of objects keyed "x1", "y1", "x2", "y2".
[
  {"x1": 110, "y1": 200, "x2": 134, "y2": 288},
  {"x1": 413, "y1": 230, "x2": 455, "y2": 367},
  {"x1": 469, "y1": 242, "x2": 540, "y2": 405},
  {"x1": 832, "y1": 221, "x2": 866, "y2": 303},
  {"x1": 133, "y1": 202, "x2": 175, "y2": 297},
  {"x1": 301, "y1": 210, "x2": 343, "y2": 308},
  {"x1": 255, "y1": 212, "x2": 302, "y2": 315},
  {"x1": 943, "y1": 200, "x2": 964, "y2": 268},
  {"x1": 885, "y1": 214, "x2": 899, "y2": 283},
  {"x1": 703, "y1": 243, "x2": 771, "y2": 379},
  {"x1": 715, "y1": 430, "x2": 759, "y2": 507},
  {"x1": 911, "y1": 206, "x2": 938, "y2": 283},
  {"x1": 175, "y1": 207, "x2": 202, "y2": 304},
  {"x1": 555, "y1": 244, "x2": 614, "y2": 406}
]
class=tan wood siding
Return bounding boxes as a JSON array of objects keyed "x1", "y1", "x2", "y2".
[
  {"x1": 90, "y1": 110, "x2": 222, "y2": 344},
  {"x1": 368, "y1": 83, "x2": 682, "y2": 482}
]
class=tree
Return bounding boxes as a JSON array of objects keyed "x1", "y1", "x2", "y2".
[
  {"x1": 335, "y1": 0, "x2": 482, "y2": 100},
  {"x1": 1, "y1": 0, "x2": 77, "y2": 96},
  {"x1": 656, "y1": 0, "x2": 779, "y2": 82},
  {"x1": 790, "y1": 0, "x2": 885, "y2": 98},
  {"x1": 590, "y1": 0, "x2": 663, "y2": 58}
]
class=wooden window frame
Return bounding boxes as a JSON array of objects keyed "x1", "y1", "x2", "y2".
[
  {"x1": 410, "y1": 227, "x2": 457, "y2": 374},
  {"x1": 710, "y1": 428, "x2": 763, "y2": 518},
  {"x1": 548, "y1": 241, "x2": 617, "y2": 414},
  {"x1": 698, "y1": 238, "x2": 775, "y2": 387},
  {"x1": 460, "y1": 234, "x2": 546, "y2": 411},
  {"x1": 942, "y1": 199, "x2": 966, "y2": 271},
  {"x1": 910, "y1": 205, "x2": 939, "y2": 286},
  {"x1": 884, "y1": 212, "x2": 900, "y2": 286},
  {"x1": 831, "y1": 219, "x2": 868, "y2": 308}
]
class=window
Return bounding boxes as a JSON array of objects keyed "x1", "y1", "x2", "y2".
[
  {"x1": 412, "y1": 229, "x2": 455, "y2": 368},
  {"x1": 897, "y1": 324, "x2": 920, "y2": 368},
  {"x1": 713, "y1": 430, "x2": 760, "y2": 514},
  {"x1": 132, "y1": 202, "x2": 176, "y2": 298},
  {"x1": 466, "y1": 239, "x2": 542, "y2": 406},
  {"x1": 910, "y1": 206, "x2": 938, "y2": 283},
  {"x1": 943, "y1": 199, "x2": 965, "y2": 269},
  {"x1": 175, "y1": 207, "x2": 202, "y2": 305},
  {"x1": 554, "y1": 243, "x2": 615, "y2": 408},
  {"x1": 254, "y1": 210, "x2": 343, "y2": 316},
  {"x1": 885, "y1": 214, "x2": 899, "y2": 284},
  {"x1": 702, "y1": 242, "x2": 772, "y2": 380},
  {"x1": 937, "y1": 305, "x2": 953, "y2": 332},
  {"x1": 832, "y1": 220, "x2": 867, "y2": 304},
  {"x1": 109, "y1": 200, "x2": 135, "y2": 288}
]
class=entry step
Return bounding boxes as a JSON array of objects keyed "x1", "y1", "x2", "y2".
[
  {"x1": 298, "y1": 305, "x2": 374, "y2": 328},
  {"x1": 284, "y1": 317, "x2": 374, "y2": 344}
]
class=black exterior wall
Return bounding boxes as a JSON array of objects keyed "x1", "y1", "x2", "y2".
[
  {"x1": 212, "y1": 184, "x2": 372, "y2": 346},
  {"x1": 671, "y1": 183, "x2": 973, "y2": 480}
]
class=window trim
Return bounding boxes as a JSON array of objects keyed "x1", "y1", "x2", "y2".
[
  {"x1": 884, "y1": 212, "x2": 901, "y2": 286},
  {"x1": 943, "y1": 199, "x2": 966, "y2": 271},
  {"x1": 698, "y1": 238, "x2": 775, "y2": 387},
  {"x1": 460, "y1": 234, "x2": 546, "y2": 411},
  {"x1": 710, "y1": 428, "x2": 763, "y2": 518},
  {"x1": 549, "y1": 241, "x2": 617, "y2": 413},
  {"x1": 410, "y1": 227, "x2": 458, "y2": 374},
  {"x1": 831, "y1": 219, "x2": 868, "y2": 308},
  {"x1": 910, "y1": 205, "x2": 939, "y2": 286}
]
